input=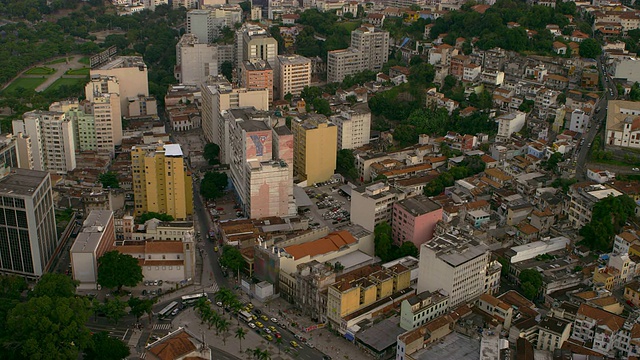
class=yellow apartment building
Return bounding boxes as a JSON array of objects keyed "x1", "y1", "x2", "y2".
[
  {"x1": 326, "y1": 264, "x2": 411, "y2": 327},
  {"x1": 291, "y1": 114, "x2": 337, "y2": 185},
  {"x1": 132, "y1": 143, "x2": 193, "y2": 220}
]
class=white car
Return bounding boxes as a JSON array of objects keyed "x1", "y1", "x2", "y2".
[
  {"x1": 264, "y1": 329, "x2": 272, "y2": 334},
  {"x1": 270, "y1": 318, "x2": 278, "y2": 323},
  {"x1": 633, "y1": 168, "x2": 639, "y2": 172},
  {"x1": 248, "y1": 322, "x2": 256, "y2": 329}
]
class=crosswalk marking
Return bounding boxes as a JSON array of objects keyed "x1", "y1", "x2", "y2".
[
  {"x1": 210, "y1": 282, "x2": 219, "y2": 292},
  {"x1": 153, "y1": 323, "x2": 171, "y2": 330}
]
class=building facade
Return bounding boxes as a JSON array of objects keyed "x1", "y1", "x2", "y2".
[
  {"x1": 175, "y1": 34, "x2": 218, "y2": 85},
  {"x1": 291, "y1": 114, "x2": 337, "y2": 186},
  {"x1": 496, "y1": 111, "x2": 526, "y2": 141},
  {"x1": 391, "y1": 195, "x2": 442, "y2": 248},
  {"x1": 131, "y1": 143, "x2": 194, "y2": 220},
  {"x1": 275, "y1": 55, "x2": 311, "y2": 100},
  {"x1": 350, "y1": 182, "x2": 406, "y2": 232},
  {"x1": 330, "y1": 104, "x2": 372, "y2": 150},
  {"x1": 84, "y1": 75, "x2": 123, "y2": 155},
  {"x1": 70, "y1": 210, "x2": 115, "y2": 288},
  {"x1": 241, "y1": 59, "x2": 274, "y2": 103},
  {"x1": 90, "y1": 56, "x2": 149, "y2": 118},
  {"x1": 399, "y1": 290, "x2": 449, "y2": 331},
  {"x1": 0, "y1": 168, "x2": 58, "y2": 279}
]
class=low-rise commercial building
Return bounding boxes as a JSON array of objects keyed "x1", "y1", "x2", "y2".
[
  {"x1": 399, "y1": 290, "x2": 449, "y2": 330},
  {"x1": 70, "y1": 210, "x2": 115, "y2": 288}
]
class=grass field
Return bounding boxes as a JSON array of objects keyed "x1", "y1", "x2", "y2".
[
  {"x1": 78, "y1": 56, "x2": 90, "y2": 65},
  {"x1": 45, "y1": 57, "x2": 72, "y2": 65},
  {"x1": 339, "y1": 21, "x2": 361, "y2": 32},
  {"x1": 2, "y1": 77, "x2": 46, "y2": 94},
  {"x1": 65, "y1": 68, "x2": 90, "y2": 75},
  {"x1": 44, "y1": 77, "x2": 86, "y2": 92},
  {"x1": 25, "y1": 67, "x2": 55, "y2": 75}
]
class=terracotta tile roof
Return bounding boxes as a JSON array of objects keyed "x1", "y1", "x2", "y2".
[
  {"x1": 574, "y1": 291, "x2": 597, "y2": 300},
  {"x1": 284, "y1": 230, "x2": 357, "y2": 260},
  {"x1": 479, "y1": 293, "x2": 511, "y2": 310},
  {"x1": 577, "y1": 304, "x2": 625, "y2": 332},
  {"x1": 145, "y1": 241, "x2": 184, "y2": 253},
  {"x1": 398, "y1": 327, "x2": 426, "y2": 344},
  {"x1": 466, "y1": 200, "x2": 489, "y2": 210},
  {"x1": 518, "y1": 223, "x2": 539, "y2": 235},
  {"x1": 481, "y1": 154, "x2": 497, "y2": 163},
  {"x1": 425, "y1": 314, "x2": 454, "y2": 333},
  {"x1": 589, "y1": 296, "x2": 619, "y2": 307},
  {"x1": 148, "y1": 331, "x2": 196, "y2": 360}
]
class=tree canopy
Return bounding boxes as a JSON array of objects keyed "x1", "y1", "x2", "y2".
[
  {"x1": 83, "y1": 331, "x2": 130, "y2": 360},
  {"x1": 336, "y1": 149, "x2": 358, "y2": 180},
  {"x1": 579, "y1": 195, "x2": 636, "y2": 252},
  {"x1": 519, "y1": 268, "x2": 543, "y2": 300},
  {"x1": 579, "y1": 38, "x2": 602, "y2": 59},
  {"x1": 203, "y1": 143, "x2": 221, "y2": 166},
  {"x1": 97, "y1": 251, "x2": 143, "y2": 292},
  {"x1": 373, "y1": 221, "x2": 421, "y2": 262},
  {"x1": 201, "y1": 171, "x2": 228, "y2": 200},
  {"x1": 98, "y1": 172, "x2": 120, "y2": 189},
  {"x1": 30, "y1": 273, "x2": 78, "y2": 299},
  {"x1": 423, "y1": 156, "x2": 486, "y2": 196},
  {"x1": 220, "y1": 245, "x2": 245, "y2": 273},
  {"x1": 137, "y1": 212, "x2": 174, "y2": 224}
]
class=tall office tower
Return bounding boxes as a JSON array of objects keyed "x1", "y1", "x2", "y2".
[
  {"x1": 351, "y1": 25, "x2": 389, "y2": 72},
  {"x1": 0, "y1": 134, "x2": 20, "y2": 169},
  {"x1": 50, "y1": 99, "x2": 97, "y2": 152},
  {"x1": 200, "y1": 76, "x2": 269, "y2": 146},
  {"x1": 131, "y1": 143, "x2": 193, "y2": 220},
  {"x1": 222, "y1": 107, "x2": 295, "y2": 218},
  {"x1": 330, "y1": 104, "x2": 372, "y2": 150},
  {"x1": 0, "y1": 167, "x2": 59, "y2": 279},
  {"x1": 175, "y1": 34, "x2": 218, "y2": 85},
  {"x1": 84, "y1": 75, "x2": 123, "y2": 155},
  {"x1": 236, "y1": 23, "x2": 278, "y2": 77},
  {"x1": 13, "y1": 111, "x2": 77, "y2": 174},
  {"x1": 291, "y1": 114, "x2": 337, "y2": 186},
  {"x1": 275, "y1": 55, "x2": 311, "y2": 100},
  {"x1": 241, "y1": 59, "x2": 274, "y2": 103},
  {"x1": 90, "y1": 56, "x2": 149, "y2": 118},
  {"x1": 187, "y1": 9, "x2": 213, "y2": 44}
]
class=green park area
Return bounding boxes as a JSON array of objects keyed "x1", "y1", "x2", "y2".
[
  {"x1": 65, "y1": 68, "x2": 90, "y2": 75},
  {"x1": 45, "y1": 57, "x2": 73, "y2": 65},
  {"x1": 78, "y1": 56, "x2": 90, "y2": 65},
  {"x1": 44, "y1": 77, "x2": 86, "y2": 93},
  {"x1": 24, "y1": 67, "x2": 56, "y2": 75},
  {"x1": 2, "y1": 77, "x2": 46, "y2": 94}
]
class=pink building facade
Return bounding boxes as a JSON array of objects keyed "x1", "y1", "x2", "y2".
[{"x1": 391, "y1": 196, "x2": 443, "y2": 247}]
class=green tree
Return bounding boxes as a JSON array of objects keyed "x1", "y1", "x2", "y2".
[
  {"x1": 84, "y1": 331, "x2": 130, "y2": 360},
  {"x1": 97, "y1": 251, "x2": 143, "y2": 292},
  {"x1": 220, "y1": 246, "x2": 245, "y2": 277},
  {"x1": 99, "y1": 172, "x2": 120, "y2": 189},
  {"x1": 579, "y1": 195, "x2": 636, "y2": 251},
  {"x1": 312, "y1": 98, "x2": 332, "y2": 116},
  {"x1": 336, "y1": 149, "x2": 358, "y2": 180},
  {"x1": 519, "y1": 268, "x2": 543, "y2": 300},
  {"x1": 201, "y1": 171, "x2": 228, "y2": 200},
  {"x1": 235, "y1": 327, "x2": 247, "y2": 352},
  {"x1": 31, "y1": 273, "x2": 77, "y2": 298},
  {"x1": 5, "y1": 295, "x2": 92, "y2": 359},
  {"x1": 542, "y1": 152, "x2": 563, "y2": 173},
  {"x1": 374, "y1": 221, "x2": 393, "y2": 261},
  {"x1": 203, "y1": 143, "x2": 221, "y2": 165},
  {"x1": 128, "y1": 297, "x2": 154, "y2": 322},
  {"x1": 102, "y1": 297, "x2": 127, "y2": 324},
  {"x1": 221, "y1": 61, "x2": 233, "y2": 82},
  {"x1": 579, "y1": 38, "x2": 602, "y2": 59},
  {"x1": 217, "y1": 318, "x2": 230, "y2": 343},
  {"x1": 399, "y1": 241, "x2": 419, "y2": 257},
  {"x1": 137, "y1": 212, "x2": 174, "y2": 223}
]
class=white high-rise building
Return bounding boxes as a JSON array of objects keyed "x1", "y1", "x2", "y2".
[
  {"x1": 175, "y1": 34, "x2": 218, "y2": 85},
  {"x1": 275, "y1": 55, "x2": 311, "y2": 100},
  {"x1": 84, "y1": 75, "x2": 123, "y2": 155},
  {"x1": 327, "y1": 25, "x2": 389, "y2": 83},
  {"x1": 187, "y1": 9, "x2": 212, "y2": 44},
  {"x1": 13, "y1": 111, "x2": 76, "y2": 174},
  {"x1": 0, "y1": 167, "x2": 58, "y2": 279},
  {"x1": 330, "y1": 104, "x2": 372, "y2": 150},
  {"x1": 186, "y1": 6, "x2": 242, "y2": 44},
  {"x1": 417, "y1": 233, "x2": 494, "y2": 307}
]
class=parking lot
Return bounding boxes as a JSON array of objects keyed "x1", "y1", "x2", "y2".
[{"x1": 301, "y1": 176, "x2": 352, "y2": 231}]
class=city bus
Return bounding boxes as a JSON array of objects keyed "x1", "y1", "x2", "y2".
[
  {"x1": 239, "y1": 310, "x2": 253, "y2": 322},
  {"x1": 181, "y1": 292, "x2": 209, "y2": 305},
  {"x1": 157, "y1": 301, "x2": 178, "y2": 319}
]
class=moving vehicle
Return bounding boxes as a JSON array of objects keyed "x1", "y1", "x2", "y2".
[
  {"x1": 256, "y1": 321, "x2": 264, "y2": 328},
  {"x1": 239, "y1": 310, "x2": 253, "y2": 322},
  {"x1": 157, "y1": 301, "x2": 179, "y2": 319},
  {"x1": 181, "y1": 292, "x2": 208, "y2": 305},
  {"x1": 290, "y1": 341, "x2": 299, "y2": 348}
]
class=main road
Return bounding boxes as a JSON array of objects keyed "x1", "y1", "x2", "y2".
[{"x1": 574, "y1": 56, "x2": 617, "y2": 180}]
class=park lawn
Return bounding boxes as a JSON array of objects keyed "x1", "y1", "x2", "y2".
[
  {"x1": 43, "y1": 77, "x2": 86, "y2": 93},
  {"x1": 65, "y1": 68, "x2": 90, "y2": 75},
  {"x1": 25, "y1": 67, "x2": 55, "y2": 75},
  {"x1": 78, "y1": 56, "x2": 91, "y2": 65},
  {"x1": 2, "y1": 77, "x2": 46, "y2": 94},
  {"x1": 45, "y1": 57, "x2": 72, "y2": 65},
  {"x1": 339, "y1": 21, "x2": 361, "y2": 32}
]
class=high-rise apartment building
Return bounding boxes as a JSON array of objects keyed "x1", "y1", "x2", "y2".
[
  {"x1": 172, "y1": 0, "x2": 198, "y2": 9},
  {"x1": 131, "y1": 143, "x2": 194, "y2": 220},
  {"x1": 291, "y1": 114, "x2": 337, "y2": 186},
  {"x1": 350, "y1": 181, "x2": 406, "y2": 232},
  {"x1": 187, "y1": 6, "x2": 242, "y2": 44},
  {"x1": 275, "y1": 55, "x2": 311, "y2": 100},
  {"x1": 241, "y1": 59, "x2": 274, "y2": 103},
  {"x1": 330, "y1": 104, "x2": 372, "y2": 150},
  {"x1": 90, "y1": 56, "x2": 149, "y2": 118},
  {"x1": 84, "y1": 75, "x2": 122, "y2": 155},
  {"x1": 327, "y1": 48, "x2": 364, "y2": 84},
  {"x1": 187, "y1": 9, "x2": 212, "y2": 44},
  {"x1": 175, "y1": 34, "x2": 218, "y2": 85},
  {"x1": 327, "y1": 25, "x2": 389, "y2": 83},
  {"x1": 351, "y1": 25, "x2": 389, "y2": 71},
  {"x1": 13, "y1": 133, "x2": 33, "y2": 170},
  {"x1": 0, "y1": 134, "x2": 21, "y2": 169},
  {"x1": 236, "y1": 23, "x2": 278, "y2": 70},
  {"x1": 0, "y1": 167, "x2": 58, "y2": 279},
  {"x1": 417, "y1": 232, "x2": 494, "y2": 307},
  {"x1": 221, "y1": 107, "x2": 295, "y2": 218},
  {"x1": 200, "y1": 76, "x2": 269, "y2": 146},
  {"x1": 50, "y1": 99, "x2": 97, "y2": 152},
  {"x1": 13, "y1": 111, "x2": 76, "y2": 174}
]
